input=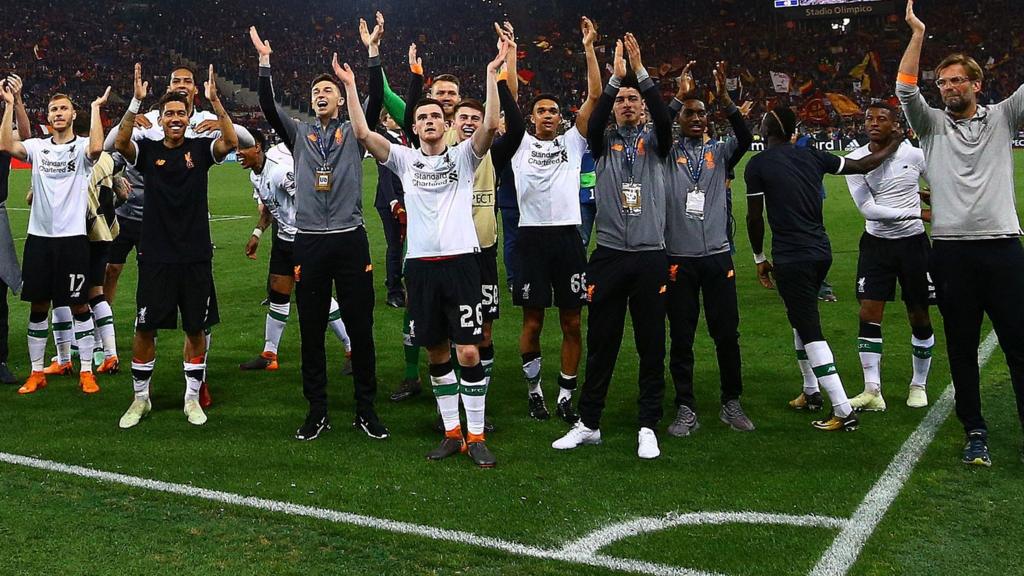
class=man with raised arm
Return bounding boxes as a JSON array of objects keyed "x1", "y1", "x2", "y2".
[
  {"x1": 551, "y1": 34, "x2": 674, "y2": 460},
  {"x1": 663, "y1": 61, "x2": 755, "y2": 438},
  {"x1": 113, "y1": 64, "x2": 236, "y2": 428},
  {"x1": 1, "y1": 81, "x2": 107, "y2": 396},
  {"x1": 744, "y1": 105, "x2": 901, "y2": 434},
  {"x1": 344, "y1": 39, "x2": 509, "y2": 467},
  {"x1": 252, "y1": 21, "x2": 387, "y2": 442},
  {"x1": 511, "y1": 17, "x2": 601, "y2": 424},
  {"x1": 897, "y1": 0, "x2": 1024, "y2": 467}
]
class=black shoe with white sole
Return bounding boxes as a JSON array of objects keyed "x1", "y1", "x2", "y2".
[
  {"x1": 354, "y1": 413, "x2": 390, "y2": 439},
  {"x1": 295, "y1": 413, "x2": 331, "y2": 441}
]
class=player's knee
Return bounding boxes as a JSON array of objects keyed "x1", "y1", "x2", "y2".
[
  {"x1": 456, "y1": 345, "x2": 480, "y2": 366},
  {"x1": 560, "y1": 311, "x2": 582, "y2": 336},
  {"x1": 268, "y1": 289, "x2": 291, "y2": 305},
  {"x1": 858, "y1": 302, "x2": 884, "y2": 324}
]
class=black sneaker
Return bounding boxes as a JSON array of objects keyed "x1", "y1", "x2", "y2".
[
  {"x1": 0, "y1": 362, "x2": 17, "y2": 385},
  {"x1": 389, "y1": 378, "x2": 422, "y2": 402},
  {"x1": 353, "y1": 413, "x2": 390, "y2": 439},
  {"x1": 386, "y1": 293, "x2": 406, "y2": 308},
  {"x1": 484, "y1": 418, "x2": 496, "y2": 433},
  {"x1": 789, "y1": 391, "x2": 824, "y2": 412},
  {"x1": 295, "y1": 413, "x2": 331, "y2": 441},
  {"x1": 528, "y1": 393, "x2": 550, "y2": 420},
  {"x1": 962, "y1": 429, "x2": 992, "y2": 467},
  {"x1": 426, "y1": 436, "x2": 465, "y2": 460},
  {"x1": 556, "y1": 397, "x2": 579, "y2": 424},
  {"x1": 466, "y1": 440, "x2": 497, "y2": 468},
  {"x1": 341, "y1": 356, "x2": 353, "y2": 376}
]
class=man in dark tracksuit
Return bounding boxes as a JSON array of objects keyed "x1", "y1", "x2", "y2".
[
  {"x1": 664, "y1": 62, "x2": 754, "y2": 438},
  {"x1": 551, "y1": 35, "x2": 672, "y2": 459},
  {"x1": 253, "y1": 26, "x2": 387, "y2": 441},
  {"x1": 375, "y1": 114, "x2": 408, "y2": 308}
]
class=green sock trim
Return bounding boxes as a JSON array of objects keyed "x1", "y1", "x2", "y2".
[
  {"x1": 268, "y1": 310, "x2": 289, "y2": 322},
  {"x1": 328, "y1": 309, "x2": 342, "y2": 322},
  {"x1": 95, "y1": 316, "x2": 114, "y2": 327},
  {"x1": 432, "y1": 383, "x2": 460, "y2": 397},
  {"x1": 74, "y1": 329, "x2": 95, "y2": 340},
  {"x1": 460, "y1": 383, "x2": 488, "y2": 396},
  {"x1": 482, "y1": 360, "x2": 493, "y2": 377},
  {"x1": 857, "y1": 338, "x2": 883, "y2": 354},
  {"x1": 27, "y1": 328, "x2": 48, "y2": 338},
  {"x1": 53, "y1": 321, "x2": 72, "y2": 331},
  {"x1": 912, "y1": 345, "x2": 933, "y2": 359},
  {"x1": 796, "y1": 350, "x2": 808, "y2": 360},
  {"x1": 812, "y1": 363, "x2": 838, "y2": 378}
]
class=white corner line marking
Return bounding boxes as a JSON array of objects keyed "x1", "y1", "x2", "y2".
[{"x1": 810, "y1": 329, "x2": 999, "y2": 576}]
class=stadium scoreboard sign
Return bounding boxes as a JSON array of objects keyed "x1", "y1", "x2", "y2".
[{"x1": 774, "y1": 0, "x2": 895, "y2": 19}]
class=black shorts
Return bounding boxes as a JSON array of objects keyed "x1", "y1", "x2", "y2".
[
  {"x1": 773, "y1": 258, "x2": 831, "y2": 344},
  {"x1": 21, "y1": 234, "x2": 90, "y2": 306},
  {"x1": 107, "y1": 217, "x2": 141, "y2": 265},
  {"x1": 269, "y1": 235, "x2": 296, "y2": 277},
  {"x1": 856, "y1": 232, "x2": 933, "y2": 307},
  {"x1": 88, "y1": 241, "x2": 111, "y2": 288},
  {"x1": 405, "y1": 254, "x2": 483, "y2": 347},
  {"x1": 477, "y1": 244, "x2": 500, "y2": 321},
  {"x1": 513, "y1": 226, "x2": 588, "y2": 309},
  {"x1": 135, "y1": 261, "x2": 220, "y2": 333}
]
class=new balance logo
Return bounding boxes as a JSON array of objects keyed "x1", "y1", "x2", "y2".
[
  {"x1": 473, "y1": 327, "x2": 482, "y2": 335},
  {"x1": 413, "y1": 161, "x2": 425, "y2": 169}
]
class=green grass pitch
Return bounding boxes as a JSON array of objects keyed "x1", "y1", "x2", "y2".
[{"x1": 0, "y1": 151, "x2": 1022, "y2": 576}]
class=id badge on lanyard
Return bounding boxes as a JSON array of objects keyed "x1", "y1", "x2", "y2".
[
  {"x1": 314, "y1": 125, "x2": 334, "y2": 193},
  {"x1": 620, "y1": 182, "x2": 642, "y2": 216},
  {"x1": 315, "y1": 166, "x2": 332, "y2": 192},
  {"x1": 682, "y1": 141, "x2": 707, "y2": 220},
  {"x1": 685, "y1": 186, "x2": 705, "y2": 220}
]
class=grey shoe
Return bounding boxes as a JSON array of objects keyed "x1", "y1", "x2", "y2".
[
  {"x1": 719, "y1": 399, "x2": 755, "y2": 432},
  {"x1": 667, "y1": 405, "x2": 699, "y2": 437}
]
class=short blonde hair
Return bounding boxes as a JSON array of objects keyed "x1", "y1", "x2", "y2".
[
  {"x1": 47, "y1": 93, "x2": 76, "y2": 110},
  {"x1": 935, "y1": 53, "x2": 984, "y2": 83}
]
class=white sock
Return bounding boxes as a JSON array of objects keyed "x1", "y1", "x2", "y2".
[
  {"x1": 92, "y1": 299, "x2": 117, "y2": 358},
  {"x1": 911, "y1": 334, "x2": 934, "y2": 388},
  {"x1": 131, "y1": 359, "x2": 155, "y2": 400},
  {"x1": 793, "y1": 329, "x2": 819, "y2": 395},
  {"x1": 327, "y1": 298, "x2": 351, "y2": 352},
  {"x1": 184, "y1": 359, "x2": 205, "y2": 401},
  {"x1": 52, "y1": 306, "x2": 73, "y2": 364},
  {"x1": 265, "y1": 301, "x2": 289, "y2": 354},
  {"x1": 431, "y1": 367, "x2": 460, "y2": 432},
  {"x1": 804, "y1": 340, "x2": 851, "y2": 417},
  {"x1": 459, "y1": 364, "x2": 487, "y2": 436},
  {"x1": 558, "y1": 372, "x2": 576, "y2": 402},
  {"x1": 858, "y1": 329, "x2": 882, "y2": 394},
  {"x1": 523, "y1": 355, "x2": 542, "y2": 395},
  {"x1": 27, "y1": 317, "x2": 49, "y2": 372},
  {"x1": 72, "y1": 313, "x2": 96, "y2": 373}
]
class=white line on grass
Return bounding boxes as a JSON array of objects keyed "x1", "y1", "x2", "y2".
[{"x1": 810, "y1": 329, "x2": 999, "y2": 576}]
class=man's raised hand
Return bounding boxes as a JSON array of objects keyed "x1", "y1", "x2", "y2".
[
  {"x1": 905, "y1": 0, "x2": 925, "y2": 34},
  {"x1": 677, "y1": 60, "x2": 696, "y2": 97},
  {"x1": 714, "y1": 61, "x2": 729, "y2": 98},
  {"x1": 204, "y1": 65, "x2": 220, "y2": 104},
  {"x1": 92, "y1": 86, "x2": 112, "y2": 109},
  {"x1": 7, "y1": 74, "x2": 23, "y2": 102},
  {"x1": 488, "y1": 39, "x2": 510, "y2": 74},
  {"x1": 408, "y1": 43, "x2": 421, "y2": 70},
  {"x1": 623, "y1": 32, "x2": 644, "y2": 74},
  {"x1": 333, "y1": 53, "x2": 355, "y2": 86},
  {"x1": 612, "y1": 39, "x2": 626, "y2": 80},
  {"x1": 133, "y1": 63, "x2": 149, "y2": 101},
  {"x1": 249, "y1": 26, "x2": 273, "y2": 66},
  {"x1": 581, "y1": 17, "x2": 597, "y2": 47}
]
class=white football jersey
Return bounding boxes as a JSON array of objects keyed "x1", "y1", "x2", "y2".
[
  {"x1": 511, "y1": 126, "x2": 587, "y2": 227},
  {"x1": 23, "y1": 136, "x2": 95, "y2": 237},
  {"x1": 384, "y1": 139, "x2": 483, "y2": 258},
  {"x1": 845, "y1": 141, "x2": 927, "y2": 239},
  {"x1": 250, "y1": 155, "x2": 298, "y2": 242}
]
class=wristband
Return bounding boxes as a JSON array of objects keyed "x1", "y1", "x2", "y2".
[
  {"x1": 753, "y1": 253, "x2": 767, "y2": 265},
  {"x1": 636, "y1": 67, "x2": 651, "y2": 84},
  {"x1": 897, "y1": 72, "x2": 918, "y2": 86},
  {"x1": 497, "y1": 70, "x2": 509, "y2": 83},
  {"x1": 252, "y1": 228, "x2": 263, "y2": 239},
  {"x1": 410, "y1": 63, "x2": 423, "y2": 75},
  {"x1": 608, "y1": 75, "x2": 622, "y2": 89},
  {"x1": 128, "y1": 98, "x2": 142, "y2": 114}
]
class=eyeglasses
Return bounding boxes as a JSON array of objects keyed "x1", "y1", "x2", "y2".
[{"x1": 935, "y1": 76, "x2": 971, "y2": 88}]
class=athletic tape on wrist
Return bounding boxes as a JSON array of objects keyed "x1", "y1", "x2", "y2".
[
  {"x1": 128, "y1": 98, "x2": 142, "y2": 114},
  {"x1": 753, "y1": 253, "x2": 767, "y2": 264},
  {"x1": 252, "y1": 228, "x2": 263, "y2": 239}
]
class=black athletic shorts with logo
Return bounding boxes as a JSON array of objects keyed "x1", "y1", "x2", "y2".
[
  {"x1": 88, "y1": 241, "x2": 111, "y2": 288},
  {"x1": 513, "y1": 225, "x2": 588, "y2": 309},
  {"x1": 135, "y1": 260, "x2": 220, "y2": 332},
  {"x1": 856, "y1": 231, "x2": 933, "y2": 307},
  {"x1": 477, "y1": 244, "x2": 500, "y2": 322},
  {"x1": 107, "y1": 217, "x2": 141, "y2": 265},
  {"x1": 269, "y1": 234, "x2": 296, "y2": 277},
  {"x1": 21, "y1": 234, "x2": 90, "y2": 306},
  {"x1": 405, "y1": 253, "x2": 483, "y2": 347}
]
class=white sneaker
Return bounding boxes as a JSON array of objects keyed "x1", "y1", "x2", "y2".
[
  {"x1": 184, "y1": 399, "x2": 208, "y2": 426},
  {"x1": 638, "y1": 427, "x2": 660, "y2": 459},
  {"x1": 552, "y1": 421, "x2": 601, "y2": 450},
  {"x1": 119, "y1": 398, "x2": 152, "y2": 429},
  {"x1": 907, "y1": 385, "x2": 928, "y2": 408}
]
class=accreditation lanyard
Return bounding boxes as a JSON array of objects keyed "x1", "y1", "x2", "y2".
[
  {"x1": 680, "y1": 139, "x2": 708, "y2": 220},
  {"x1": 620, "y1": 127, "x2": 645, "y2": 216},
  {"x1": 314, "y1": 122, "x2": 336, "y2": 192}
]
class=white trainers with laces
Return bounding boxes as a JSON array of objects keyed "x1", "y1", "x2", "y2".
[
  {"x1": 907, "y1": 385, "x2": 928, "y2": 408},
  {"x1": 637, "y1": 427, "x2": 660, "y2": 459},
  {"x1": 119, "y1": 398, "x2": 152, "y2": 429},
  {"x1": 184, "y1": 399, "x2": 208, "y2": 426},
  {"x1": 552, "y1": 421, "x2": 601, "y2": 450}
]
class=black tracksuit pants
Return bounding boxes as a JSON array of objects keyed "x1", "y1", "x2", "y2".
[
  {"x1": 665, "y1": 252, "x2": 742, "y2": 408},
  {"x1": 578, "y1": 246, "x2": 667, "y2": 430},
  {"x1": 0, "y1": 279, "x2": 8, "y2": 364},
  {"x1": 376, "y1": 207, "x2": 404, "y2": 300},
  {"x1": 294, "y1": 228, "x2": 378, "y2": 417},
  {"x1": 931, "y1": 238, "x2": 1024, "y2": 434}
]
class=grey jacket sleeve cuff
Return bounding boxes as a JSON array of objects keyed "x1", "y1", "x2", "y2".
[
  {"x1": 368, "y1": 55, "x2": 381, "y2": 67},
  {"x1": 259, "y1": 65, "x2": 271, "y2": 77}
]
